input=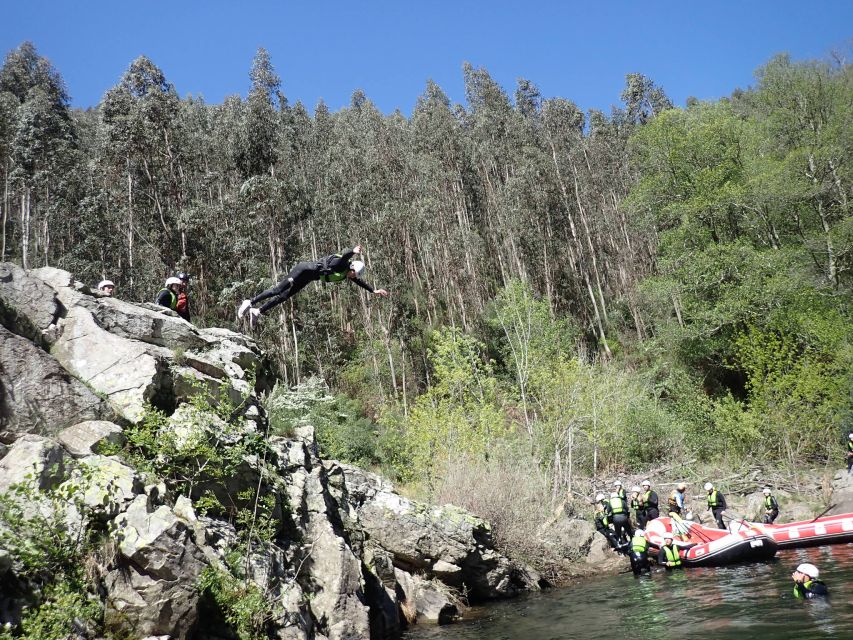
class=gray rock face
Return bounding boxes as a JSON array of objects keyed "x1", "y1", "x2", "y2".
[
  {"x1": 72, "y1": 455, "x2": 143, "y2": 519},
  {"x1": 394, "y1": 568, "x2": 459, "y2": 625},
  {"x1": 91, "y1": 296, "x2": 208, "y2": 351},
  {"x1": 0, "y1": 327, "x2": 111, "y2": 444},
  {"x1": 105, "y1": 495, "x2": 207, "y2": 639},
  {"x1": 58, "y1": 420, "x2": 125, "y2": 457},
  {"x1": 829, "y1": 471, "x2": 853, "y2": 515},
  {"x1": 0, "y1": 262, "x2": 61, "y2": 346},
  {"x1": 0, "y1": 434, "x2": 67, "y2": 492}
]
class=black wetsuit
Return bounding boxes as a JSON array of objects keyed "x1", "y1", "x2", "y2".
[
  {"x1": 251, "y1": 248, "x2": 374, "y2": 313},
  {"x1": 658, "y1": 544, "x2": 683, "y2": 569},
  {"x1": 594, "y1": 509, "x2": 620, "y2": 550},
  {"x1": 707, "y1": 490, "x2": 727, "y2": 529},
  {"x1": 847, "y1": 439, "x2": 853, "y2": 473},
  {"x1": 606, "y1": 496, "x2": 634, "y2": 544},
  {"x1": 762, "y1": 495, "x2": 779, "y2": 524},
  {"x1": 642, "y1": 489, "x2": 660, "y2": 522},
  {"x1": 794, "y1": 579, "x2": 828, "y2": 599}
]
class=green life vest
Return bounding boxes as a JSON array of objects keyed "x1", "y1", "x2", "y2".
[
  {"x1": 794, "y1": 580, "x2": 816, "y2": 598},
  {"x1": 708, "y1": 490, "x2": 721, "y2": 508},
  {"x1": 320, "y1": 271, "x2": 348, "y2": 283},
  {"x1": 641, "y1": 490, "x2": 652, "y2": 508},
  {"x1": 158, "y1": 288, "x2": 177, "y2": 310},
  {"x1": 631, "y1": 534, "x2": 648, "y2": 554},
  {"x1": 616, "y1": 487, "x2": 626, "y2": 500},
  {"x1": 848, "y1": 440, "x2": 853, "y2": 453},
  {"x1": 662, "y1": 545, "x2": 681, "y2": 566},
  {"x1": 631, "y1": 497, "x2": 640, "y2": 510},
  {"x1": 609, "y1": 497, "x2": 626, "y2": 515},
  {"x1": 765, "y1": 495, "x2": 775, "y2": 510}
]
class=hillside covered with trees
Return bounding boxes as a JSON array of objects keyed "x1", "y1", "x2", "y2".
[{"x1": 1, "y1": 41, "x2": 851, "y2": 547}]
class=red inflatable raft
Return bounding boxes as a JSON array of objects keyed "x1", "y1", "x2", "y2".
[
  {"x1": 644, "y1": 516, "x2": 777, "y2": 566},
  {"x1": 728, "y1": 512, "x2": 853, "y2": 549}
]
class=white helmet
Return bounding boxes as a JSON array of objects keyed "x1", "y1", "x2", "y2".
[
  {"x1": 98, "y1": 279, "x2": 115, "y2": 289},
  {"x1": 631, "y1": 485, "x2": 642, "y2": 493},
  {"x1": 596, "y1": 493, "x2": 606, "y2": 502},
  {"x1": 849, "y1": 433, "x2": 853, "y2": 440},
  {"x1": 610, "y1": 492, "x2": 619, "y2": 498},
  {"x1": 664, "y1": 531, "x2": 674, "y2": 540},
  {"x1": 613, "y1": 480, "x2": 623, "y2": 487},
  {"x1": 165, "y1": 277, "x2": 182, "y2": 287},
  {"x1": 641, "y1": 480, "x2": 651, "y2": 487},
  {"x1": 796, "y1": 563, "x2": 819, "y2": 578},
  {"x1": 762, "y1": 487, "x2": 771, "y2": 495},
  {"x1": 704, "y1": 482, "x2": 714, "y2": 491},
  {"x1": 350, "y1": 260, "x2": 365, "y2": 275},
  {"x1": 634, "y1": 529, "x2": 645, "y2": 536}
]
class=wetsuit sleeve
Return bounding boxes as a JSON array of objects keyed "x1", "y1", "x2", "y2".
[
  {"x1": 350, "y1": 277, "x2": 375, "y2": 293},
  {"x1": 155, "y1": 290, "x2": 171, "y2": 308},
  {"x1": 720, "y1": 493, "x2": 727, "y2": 509}
]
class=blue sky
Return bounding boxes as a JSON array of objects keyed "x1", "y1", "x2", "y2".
[{"x1": 3, "y1": 1, "x2": 851, "y2": 114}]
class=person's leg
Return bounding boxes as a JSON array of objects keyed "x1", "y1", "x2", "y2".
[
  {"x1": 647, "y1": 507, "x2": 659, "y2": 522},
  {"x1": 637, "y1": 511, "x2": 648, "y2": 529},
  {"x1": 714, "y1": 509, "x2": 725, "y2": 529},
  {"x1": 251, "y1": 278, "x2": 292, "y2": 305},
  {"x1": 257, "y1": 262, "x2": 319, "y2": 314}
]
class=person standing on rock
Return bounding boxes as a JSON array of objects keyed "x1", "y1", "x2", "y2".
[
  {"x1": 613, "y1": 479, "x2": 627, "y2": 502},
  {"x1": 237, "y1": 244, "x2": 389, "y2": 326},
  {"x1": 640, "y1": 480, "x2": 660, "y2": 523},
  {"x1": 156, "y1": 277, "x2": 183, "y2": 311},
  {"x1": 175, "y1": 272, "x2": 191, "y2": 322},
  {"x1": 606, "y1": 491, "x2": 633, "y2": 544},
  {"x1": 847, "y1": 432, "x2": 853, "y2": 475},
  {"x1": 630, "y1": 485, "x2": 645, "y2": 528},
  {"x1": 705, "y1": 482, "x2": 727, "y2": 529},
  {"x1": 594, "y1": 493, "x2": 619, "y2": 550},
  {"x1": 762, "y1": 487, "x2": 779, "y2": 524},
  {"x1": 668, "y1": 482, "x2": 687, "y2": 517},
  {"x1": 792, "y1": 563, "x2": 828, "y2": 598}
]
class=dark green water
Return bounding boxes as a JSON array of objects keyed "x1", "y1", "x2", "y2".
[{"x1": 404, "y1": 545, "x2": 853, "y2": 640}]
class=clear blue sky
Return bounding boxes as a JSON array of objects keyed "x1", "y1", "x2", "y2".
[{"x1": 3, "y1": 1, "x2": 852, "y2": 114}]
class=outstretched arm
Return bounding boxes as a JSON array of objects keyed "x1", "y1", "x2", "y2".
[{"x1": 351, "y1": 277, "x2": 389, "y2": 297}]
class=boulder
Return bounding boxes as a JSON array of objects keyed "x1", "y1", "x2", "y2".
[
  {"x1": 91, "y1": 296, "x2": 208, "y2": 351},
  {"x1": 829, "y1": 471, "x2": 853, "y2": 515},
  {"x1": 50, "y1": 303, "x2": 172, "y2": 422},
  {"x1": 394, "y1": 568, "x2": 458, "y2": 625},
  {"x1": 0, "y1": 262, "x2": 61, "y2": 345},
  {"x1": 0, "y1": 327, "x2": 111, "y2": 444},
  {"x1": 105, "y1": 495, "x2": 207, "y2": 639},
  {"x1": 69, "y1": 455, "x2": 143, "y2": 519},
  {"x1": 0, "y1": 434, "x2": 67, "y2": 493},
  {"x1": 58, "y1": 421, "x2": 125, "y2": 457}
]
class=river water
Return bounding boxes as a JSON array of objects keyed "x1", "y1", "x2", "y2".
[{"x1": 404, "y1": 545, "x2": 853, "y2": 640}]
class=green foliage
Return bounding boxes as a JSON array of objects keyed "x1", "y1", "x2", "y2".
[{"x1": 199, "y1": 561, "x2": 271, "y2": 640}]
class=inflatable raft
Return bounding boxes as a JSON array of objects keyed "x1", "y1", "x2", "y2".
[
  {"x1": 645, "y1": 516, "x2": 777, "y2": 566},
  {"x1": 728, "y1": 512, "x2": 853, "y2": 549}
]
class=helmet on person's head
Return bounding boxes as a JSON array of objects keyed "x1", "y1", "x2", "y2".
[
  {"x1": 177, "y1": 272, "x2": 190, "y2": 282},
  {"x1": 704, "y1": 482, "x2": 714, "y2": 491},
  {"x1": 849, "y1": 432, "x2": 853, "y2": 440},
  {"x1": 762, "y1": 487, "x2": 771, "y2": 495},
  {"x1": 98, "y1": 280, "x2": 114, "y2": 289},
  {"x1": 796, "y1": 563, "x2": 819, "y2": 578},
  {"x1": 165, "y1": 277, "x2": 182, "y2": 287},
  {"x1": 613, "y1": 480, "x2": 623, "y2": 487},
  {"x1": 677, "y1": 483, "x2": 686, "y2": 491},
  {"x1": 664, "y1": 532, "x2": 674, "y2": 540},
  {"x1": 350, "y1": 260, "x2": 365, "y2": 275},
  {"x1": 631, "y1": 485, "x2": 642, "y2": 493},
  {"x1": 596, "y1": 493, "x2": 606, "y2": 502},
  {"x1": 642, "y1": 480, "x2": 651, "y2": 487},
  {"x1": 634, "y1": 529, "x2": 645, "y2": 536}
]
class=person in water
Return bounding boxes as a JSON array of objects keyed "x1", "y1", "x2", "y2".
[
  {"x1": 237, "y1": 244, "x2": 388, "y2": 325},
  {"x1": 704, "y1": 482, "x2": 727, "y2": 529},
  {"x1": 640, "y1": 480, "x2": 660, "y2": 523},
  {"x1": 762, "y1": 487, "x2": 779, "y2": 524},
  {"x1": 792, "y1": 563, "x2": 828, "y2": 599},
  {"x1": 657, "y1": 532, "x2": 683, "y2": 569},
  {"x1": 628, "y1": 528, "x2": 651, "y2": 576}
]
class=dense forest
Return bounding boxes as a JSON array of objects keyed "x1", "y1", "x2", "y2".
[{"x1": 1, "y1": 41, "x2": 851, "y2": 518}]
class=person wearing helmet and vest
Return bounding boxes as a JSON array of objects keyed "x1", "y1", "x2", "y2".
[
  {"x1": 630, "y1": 485, "x2": 645, "y2": 528},
  {"x1": 762, "y1": 486, "x2": 779, "y2": 524},
  {"x1": 156, "y1": 277, "x2": 183, "y2": 311},
  {"x1": 657, "y1": 532, "x2": 683, "y2": 569},
  {"x1": 175, "y1": 272, "x2": 191, "y2": 322},
  {"x1": 613, "y1": 480, "x2": 626, "y2": 502},
  {"x1": 628, "y1": 528, "x2": 651, "y2": 576},
  {"x1": 640, "y1": 480, "x2": 660, "y2": 523},
  {"x1": 668, "y1": 482, "x2": 687, "y2": 516},
  {"x1": 605, "y1": 491, "x2": 633, "y2": 544},
  {"x1": 97, "y1": 280, "x2": 115, "y2": 296},
  {"x1": 792, "y1": 563, "x2": 828, "y2": 598},
  {"x1": 847, "y1": 433, "x2": 853, "y2": 475},
  {"x1": 593, "y1": 493, "x2": 619, "y2": 549},
  {"x1": 237, "y1": 244, "x2": 389, "y2": 325},
  {"x1": 705, "y1": 482, "x2": 727, "y2": 529}
]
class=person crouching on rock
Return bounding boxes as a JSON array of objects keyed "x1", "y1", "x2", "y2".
[
  {"x1": 593, "y1": 493, "x2": 619, "y2": 550},
  {"x1": 606, "y1": 491, "x2": 633, "y2": 544},
  {"x1": 237, "y1": 244, "x2": 388, "y2": 326}
]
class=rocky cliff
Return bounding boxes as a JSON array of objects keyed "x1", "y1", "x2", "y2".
[{"x1": 0, "y1": 263, "x2": 546, "y2": 640}]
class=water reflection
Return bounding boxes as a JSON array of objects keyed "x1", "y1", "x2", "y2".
[{"x1": 404, "y1": 545, "x2": 853, "y2": 640}]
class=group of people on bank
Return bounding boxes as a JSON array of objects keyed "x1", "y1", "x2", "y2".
[
  {"x1": 94, "y1": 244, "x2": 388, "y2": 328},
  {"x1": 592, "y1": 479, "x2": 828, "y2": 598}
]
